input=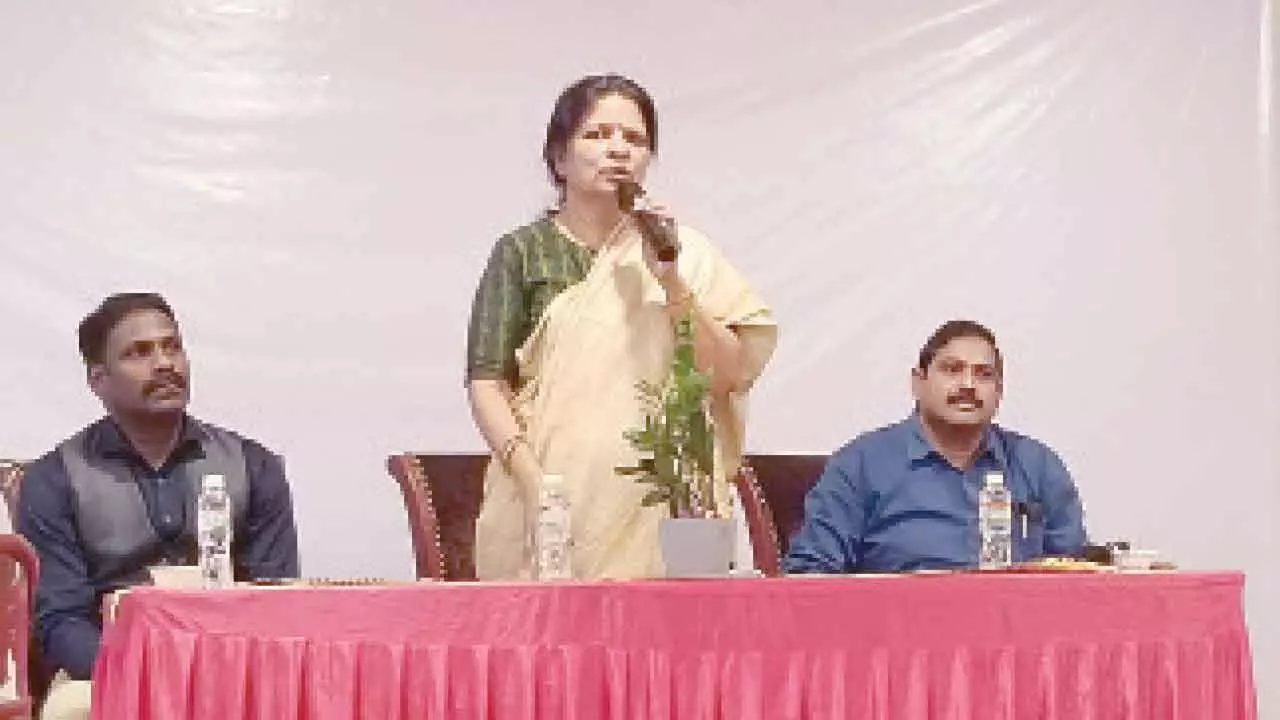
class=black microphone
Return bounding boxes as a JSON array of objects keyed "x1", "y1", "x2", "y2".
[{"x1": 615, "y1": 179, "x2": 679, "y2": 262}]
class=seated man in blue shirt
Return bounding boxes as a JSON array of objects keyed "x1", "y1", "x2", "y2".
[
  {"x1": 18, "y1": 293, "x2": 300, "y2": 720},
  {"x1": 785, "y1": 319, "x2": 1086, "y2": 574}
]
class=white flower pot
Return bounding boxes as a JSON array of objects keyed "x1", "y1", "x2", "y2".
[{"x1": 659, "y1": 517, "x2": 735, "y2": 578}]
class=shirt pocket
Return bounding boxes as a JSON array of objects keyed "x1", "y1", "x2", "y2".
[{"x1": 1012, "y1": 496, "x2": 1048, "y2": 560}]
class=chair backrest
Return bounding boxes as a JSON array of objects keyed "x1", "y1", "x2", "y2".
[
  {"x1": 387, "y1": 453, "x2": 488, "y2": 581},
  {"x1": 731, "y1": 464, "x2": 782, "y2": 577},
  {"x1": 0, "y1": 461, "x2": 53, "y2": 715},
  {"x1": 414, "y1": 454, "x2": 487, "y2": 581},
  {"x1": 0, "y1": 534, "x2": 38, "y2": 718},
  {"x1": 741, "y1": 453, "x2": 828, "y2": 556},
  {"x1": 0, "y1": 461, "x2": 24, "y2": 534},
  {"x1": 385, "y1": 455, "x2": 445, "y2": 580}
]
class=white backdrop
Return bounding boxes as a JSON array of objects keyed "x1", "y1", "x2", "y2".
[{"x1": 1, "y1": 0, "x2": 1276, "y2": 712}]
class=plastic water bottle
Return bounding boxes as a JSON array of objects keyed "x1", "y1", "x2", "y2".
[
  {"x1": 535, "y1": 474, "x2": 573, "y2": 580},
  {"x1": 978, "y1": 471, "x2": 1013, "y2": 569},
  {"x1": 197, "y1": 474, "x2": 234, "y2": 588}
]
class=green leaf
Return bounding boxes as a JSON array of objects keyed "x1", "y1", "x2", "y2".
[
  {"x1": 615, "y1": 304, "x2": 715, "y2": 519},
  {"x1": 640, "y1": 488, "x2": 670, "y2": 507}
]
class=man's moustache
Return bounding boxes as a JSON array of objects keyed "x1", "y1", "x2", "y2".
[
  {"x1": 143, "y1": 374, "x2": 187, "y2": 395},
  {"x1": 946, "y1": 392, "x2": 981, "y2": 407}
]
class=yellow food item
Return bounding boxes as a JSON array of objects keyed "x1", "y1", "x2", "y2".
[{"x1": 1026, "y1": 557, "x2": 1101, "y2": 571}]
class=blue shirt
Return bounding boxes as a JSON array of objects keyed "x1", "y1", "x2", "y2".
[
  {"x1": 784, "y1": 414, "x2": 1086, "y2": 574},
  {"x1": 17, "y1": 416, "x2": 300, "y2": 679}
]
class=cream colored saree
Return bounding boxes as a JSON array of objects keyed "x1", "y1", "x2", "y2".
[{"x1": 476, "y1": 220, "x2": 777, "y2": 580}]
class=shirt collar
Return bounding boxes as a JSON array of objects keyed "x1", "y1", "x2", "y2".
[
  {"x1": 91, "y1": 414, "x2": 207, "y2": 464},
  {"x1": 906, "y1": 411, "x2": 1008, "y2": 469}
]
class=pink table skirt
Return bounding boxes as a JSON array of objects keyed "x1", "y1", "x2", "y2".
[{"x1": 91, "y1": 572, "x2": 1256, "y2": 719}]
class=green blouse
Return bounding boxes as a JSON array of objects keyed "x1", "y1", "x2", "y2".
[{"x1": 465, "y1": 216, "x2": 595, "y2": 387}]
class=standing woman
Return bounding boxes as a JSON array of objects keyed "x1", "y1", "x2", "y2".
[{"x1": 465, "y1": 74, "x2": 777, "y2": 579}]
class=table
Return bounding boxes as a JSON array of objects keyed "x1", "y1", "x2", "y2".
[{"x1": 91, "y1": 572, "x2": 1256, "y2": 719}]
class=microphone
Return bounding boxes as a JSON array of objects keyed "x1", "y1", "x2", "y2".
[{"x1": 615, "y1": 179, "x2": 679, "y2": 262}]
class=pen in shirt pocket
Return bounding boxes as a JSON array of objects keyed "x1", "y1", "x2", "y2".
[{"x1": 1013, "y1": 501, "x2": 1042, "y2": 539}]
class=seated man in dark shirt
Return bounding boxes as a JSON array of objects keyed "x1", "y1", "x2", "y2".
[
  {"x1": 785, "y1": 319, "x2": 1087, "y2": 574},
  {"x1": 18, "y1": 292, "x2": 300, "y2": 720}
]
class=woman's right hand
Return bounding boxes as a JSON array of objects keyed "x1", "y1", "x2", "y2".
[
  {"x1": 466, "y1": 379, "x2": 545, "y2": 564},
  {"x1": 507, "y1": 441, "x2": 544, "y2": 555}
]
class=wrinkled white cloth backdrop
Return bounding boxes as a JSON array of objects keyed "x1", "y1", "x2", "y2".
[{"x1": 1, "y1": 0, "x2": 1275, "y2": 711}]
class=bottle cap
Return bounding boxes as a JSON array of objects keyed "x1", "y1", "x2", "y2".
[
  {"x1": 202, "y1": 474, "x2": 226, "y2": 491},
  {"x1": 983, "y1": 471, "x2": 1004, "y2": 488}
]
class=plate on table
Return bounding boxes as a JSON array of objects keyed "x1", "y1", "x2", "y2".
[
  {"x1": 988, "y1": 558, "x2": 1110, "y2": 574},
  {"x1": 245, "y1": 577, "x2": 413, "y2": 588}
]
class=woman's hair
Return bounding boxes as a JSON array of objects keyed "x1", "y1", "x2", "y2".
[{"x1": 542, "y1": 74, "x2": 658, "y2": 192}]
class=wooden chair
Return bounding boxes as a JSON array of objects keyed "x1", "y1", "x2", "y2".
[
  {"x1": 0, "y1": 460, "x2": 52, "y2": 716},
  {"x1": 387, "y1": 453, "x2": 488, "y2": 581},
  {"x1": 0, "y1": 462, "x2": 23, "y2": 534},
  {"x1": 731, "y1": 464, "x2": 783, "y2": 577},
  {"x1": 741, "y1": 453, "x2": 828, "y2": 557},
  {"x1": 0, "y1": 534, "x2": 39, "y2": 719},
  {"x1": 386, "y1": 455, "x2": 446, "y2": 580}
]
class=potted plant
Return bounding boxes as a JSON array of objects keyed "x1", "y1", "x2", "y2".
[{"x1": 616, "y1": 309, "x2": 734, "y2": 577}]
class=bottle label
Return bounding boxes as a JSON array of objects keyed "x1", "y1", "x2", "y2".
[
  {"x1": 536, "y1": 475, "x2": 572, "y2": 580},
  {"x1": 978, "y1": 486, "x2": 1013, "y2": 569},
  {"x1": 198, "y1": 488, "x2": 234, "y2": 588}
]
